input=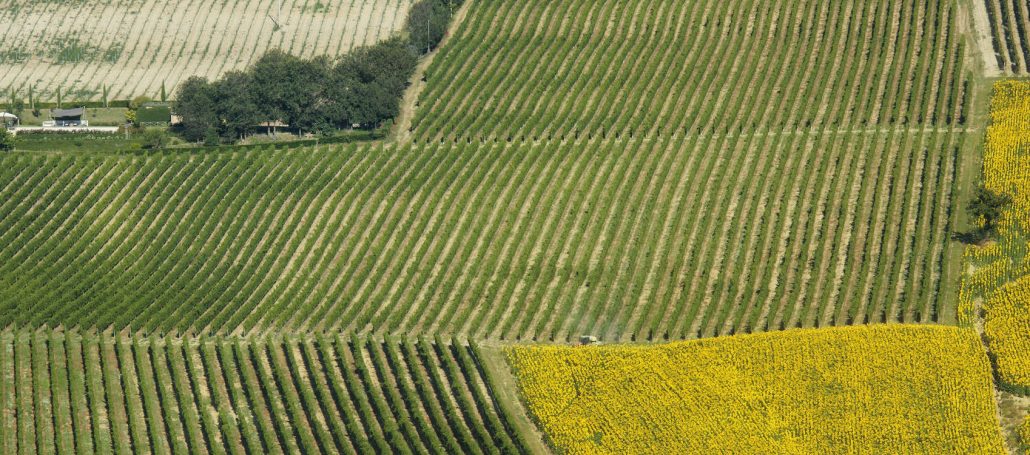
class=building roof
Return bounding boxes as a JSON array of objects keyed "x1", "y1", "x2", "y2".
[{"x1": 51, "y1": 107, "x2": 85, "y2": 118}]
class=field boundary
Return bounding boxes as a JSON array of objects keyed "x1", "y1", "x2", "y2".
[{"x1": 393, "y1": 0, "x2": 472, "y2": 144}]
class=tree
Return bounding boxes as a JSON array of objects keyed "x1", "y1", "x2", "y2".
[
  {"x1": 328, "y1": 38, "x2": 417, "y2": 128},
  {"x1": 967, "y1": 185, "x2": 1013, "y2": 237},
  {"x1": 249, "y1": 50, "x2": 330, "y2": 131},
  {"x1": 0, "y1": 129, "x2": 13, "y2": 152},
  {"x1": 407, "y1": 0, "x2": 452, "y2": 54},
  {"x1": 173, "y1": 77, "x2": 218, "y2": 142},
  {"x1": 140, "y1": 129, "x2": 169, "y2": 149},
  {"x1": 211, "y1": 71, "x2": 261, "y2": 140},
  {"x1": 204, "y1": 127, "x2": 221, "y2": 146},
  {"x1": 955, "y1": 184, "x2": 1013, "y2": 244},
  {"x1": 11, "y1": 99, "x2": 24, "y2": 118}
]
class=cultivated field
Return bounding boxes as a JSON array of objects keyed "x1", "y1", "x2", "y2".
[
  {"x1": 961, "y1": 81, "x2": 1030, "y2": 396},
  {"x1": 0, "y1": 329, "x2": 525, "y2": 454},
  {"x1": 507, "y1": 325, "x2": 1006, "y2": 454},
  {"x1": 982, "y1": 0, "x2": 1030, "y2": 74},
  {"x1": 2, "y1": 0, "x2": 1027, "y2": 452},
  {"x1": 0, "y1": 129, "x2": 963, "y2": 340},
  {"x1": 0, "y1": 0, "x2": 414, "y2": 101},
  {"x1": 411, "y1": 0, "x2": 969, "y2": 142}
]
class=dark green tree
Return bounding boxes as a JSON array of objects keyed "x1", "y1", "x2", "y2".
[
  {"x1": 407, "y1": 0, "x2": 452, "y2": 54},
  {"x1": 211, "y1": 71, "x2": 261, "y2": 140},
  {"x1": 0, "y1": 128, "x2": 14, "y2": 152},
  {"x1": 967, "y1": 185, "x2": 1013, "y2": 237},
  {"x1": 204, "y1": 127, "x2": 221, "y2": 146},
  {"x1": 328, "y1": 38, "x2": 417, "y2": 128},
  {"x1": 249, "y1": 50, "x2": 330, "y2": 131},
  {"x1": 173, "y1": 76, "x2": 218, "y2": 142}
]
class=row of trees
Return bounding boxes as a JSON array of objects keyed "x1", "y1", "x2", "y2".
[{"x1": 174, "y1": 0, "x2": 461, "y2": 144}]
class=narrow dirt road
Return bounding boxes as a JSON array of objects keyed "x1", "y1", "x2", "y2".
[
  {"x1": 963, "y1": 0, "x2": 1004, "y2": 76},
  {"x1": 968, "y1": 267, "x2": 1025, "y2": 454},
  {"x1": 393, "y1": 1, "x2": 473, "y2": 144},
  {"x1": 475, "y1": 343, "x2": 553, "y2": 454}
]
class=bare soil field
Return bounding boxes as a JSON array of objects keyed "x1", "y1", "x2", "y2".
[{"x1": 0, "y1": 0, "x2": 415, "y2": 102}]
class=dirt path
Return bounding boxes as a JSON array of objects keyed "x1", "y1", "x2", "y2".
[
  {"x1": 475, "y1": 344, "x2": 552, "y2": 455},
  {"x1": 393, "y1": 1, "x2": 473, "y2": 144},
  {"x1": 966, "y1": 265, "x2": 1023, "y2": 453},
  {"x1": 997, "y1": 390, "x2": 1030, "y2": 454},
  {"x1": 964, "y1": 0, "x2": 1004, "y2": 77}
]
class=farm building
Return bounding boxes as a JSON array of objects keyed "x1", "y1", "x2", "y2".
[{"x1": 47, "y1": 107, "x2": 87, "y2": 127}]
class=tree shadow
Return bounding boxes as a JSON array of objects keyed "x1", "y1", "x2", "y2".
[{"x1": 951, "y1": 229, "x2": 989, "y2": 246}]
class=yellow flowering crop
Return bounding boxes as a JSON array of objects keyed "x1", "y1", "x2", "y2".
[
  {"x1": 507, "y1": 325, "x2": 1005, "y2": 454},
  {"x1": 1020, "y1": 415, "x2": 1030, "y2": 451},
  {"x1": 984, "y1": 275, "x2": 1030, "y2": 391},
  {"x1": 959, "y1": 81, "x2": 1030, "y2": 391}
]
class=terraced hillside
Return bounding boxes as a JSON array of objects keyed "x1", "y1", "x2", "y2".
[
  {"x1": 0, "y1": 330, "x2": 526, "y2": 454},
  {"x1": 410, "y1": 0, "x2": 969, "y2": 142},
  {"x1": 0, "y1": 0, "x2": 414, "y2": 101},
  {"x1": 0, "y1": 129, "x2": 963, "y2": 341},
  {"x1": 982, "y1": 0, "x2": 1030, "y2": 74}
]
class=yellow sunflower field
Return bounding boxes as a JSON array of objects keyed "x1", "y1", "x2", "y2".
[
  {"x1": 507, "y1": 325, "x2": 1005, "y2": 454},
  {"x1": 960, "y1": 81, "x2": 1030, "y2": 392}
]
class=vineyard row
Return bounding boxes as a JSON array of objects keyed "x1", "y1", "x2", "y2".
[
  {"x1": 412, "y1": 0, "x2": 969, "y2": 142},
  {"x1": 0, "y1": 130, "x2": 966, "y2": 340},
  {"x1": 0, "y1": 329, "x2": 528, "y2": 454}
]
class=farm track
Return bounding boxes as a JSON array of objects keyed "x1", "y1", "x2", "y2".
[{"x1": 981, "y1": 0, "x2": 1030, "y2": 74}]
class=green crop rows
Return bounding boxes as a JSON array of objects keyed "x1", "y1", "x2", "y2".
[
  {"x1": 0, "y1": 0, "x2": 994, "y2": 451},
  {"x1": 411, "y1": 0, "x2": 968, "y2": 143},
  {"x1": 0, "y1": 329, "x2": 526, "y2": 454},
  {"x1": 0, "y1": 128, "x2": 964, "y2": 341}
]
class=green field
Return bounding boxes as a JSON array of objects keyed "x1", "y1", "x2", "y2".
[
  {"x1": 0, "y1": 129, "x2": 965, "y2": 341},
  {"x1": 0, "y1": 329, "x2": 526, "y2": 454},
  {"x1": 412, "y1": 0, "x2": 969, "y2": 142},
  {"x1": 0, "y1": 0, "x2": 1026, "y2": 452}
]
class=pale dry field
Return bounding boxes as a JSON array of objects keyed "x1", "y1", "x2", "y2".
[{"x1": 0, "y1": 0, "x2": 414, "y2": 101}]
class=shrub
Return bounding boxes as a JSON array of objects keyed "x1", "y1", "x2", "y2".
[
  {"x1": 139, "y1": 129, "x2": 168, "y2": 149},
  {"x1": 0, "y1": 129, "x2": 13, "y2": 152}
]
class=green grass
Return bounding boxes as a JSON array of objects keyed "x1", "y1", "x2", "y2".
[
  {"x1": 15, "y1": 108, "x2": 128, "y2": 126},
  {"x1": 13, "y1": 133, "x2": 140, "y2": 153}
]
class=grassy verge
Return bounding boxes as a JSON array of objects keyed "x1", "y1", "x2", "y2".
[{"x1": 13, "y1": 108, "x2": 129, "y2": 126}]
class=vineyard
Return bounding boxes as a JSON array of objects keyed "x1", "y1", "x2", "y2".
[
  {"x1": 2, "y1": 0, "x2": 1027, "y2": 452},
  {"x1": 410, "y1": 0, "x2": 969, "y2": 142},
  {"x1": 507, "y1": 325, "x2": 1006, "y2": 454},
  {"x1": 0, "y1": 0, "x2": 414, "y2": 101},
  {"x1": 982, "y1": 0, "x2": 1030, "y2": 74},
  {"x1": 0, "y1": 128, "x2": 966, "y2": 341},
  {"x1": 0, "y1": 329, "x2": 525, "y2": 454}
]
